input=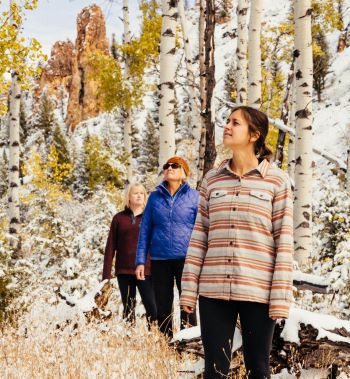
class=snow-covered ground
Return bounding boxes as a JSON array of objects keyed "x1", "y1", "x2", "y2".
[{"x1": 1, "y1": 0, "x2": 350, "y2": 377}]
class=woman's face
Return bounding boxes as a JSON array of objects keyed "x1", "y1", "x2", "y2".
[
  {"x1": 129, "y1": 186, "x2": 145, "y2": 208},
  {"x1": 223, "y1": 109, "x2": 258, "y2": 150},
  {"x1": 163, "y1": 163, "x2": 183, "y2": 183}
]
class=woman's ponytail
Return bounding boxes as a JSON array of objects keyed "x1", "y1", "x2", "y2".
[
  {"x1": 254, "y1": 136, "x2": 273, "y2": 161},
  {"x1": 258, "y1": 142, "x2": 273, "y2": 161}
]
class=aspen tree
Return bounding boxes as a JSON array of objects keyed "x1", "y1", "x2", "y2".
[
  {"x1": 158, "y1": 0, "x2": 177, "y2": 168},
  {"x1": 177, "y1": 0, "x2": 201, "y2": 144},
  {"x1": 197, "y1": 0, "x2": 207, "y2": 186},
  {"x1": 293, "y1": 0, "x2": 313, "y2": 268},
  {"x1": 236, "y1": 0, "x2": 249, "y2": 105},
  {"x1": 202, "y1": 0, "x2": 216, "y2": 176},
  {"x1": 122, "y1": 0, "x2": 133, "y2": 183},
  {"x1": 247, "y1": 0, "x2": 262, "y2": 108}
]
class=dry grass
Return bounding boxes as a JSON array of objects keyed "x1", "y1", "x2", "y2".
[{"x1": 0, "y1": 318, "x2": 184, "y2": 379}]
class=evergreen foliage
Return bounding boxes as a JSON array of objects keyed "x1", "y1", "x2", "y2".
[
  {"x1": 224, "y1": 59, "x2": 237, "y2": 103},
  {"x1": 82, "y1": 134, "x2": 124, "y2": 191},
  {"x1": 139, "y1": 112, "x2": 159, "y2": 175},
  {"x1": 0, "y1": 150, "x2": 8, "y2": 197},
  {"x1": 313, "y1": 31, "x2": 331, "y2": 101},
  {"x1": 36, "y1": 92, "x2": 56, "y2": 143}
]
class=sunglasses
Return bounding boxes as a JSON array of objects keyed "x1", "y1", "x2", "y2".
[{"x1": 163, "y1": 162, "x2": 182, "y2": 170}]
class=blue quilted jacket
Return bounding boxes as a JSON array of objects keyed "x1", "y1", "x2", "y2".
[{"x1": 135, "y1": 182, "x2": 199, "y2": 265}]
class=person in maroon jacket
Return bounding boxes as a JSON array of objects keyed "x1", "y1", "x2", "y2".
[{"x1": 103, "y1": 183, "x2": 157, "y2": 325}]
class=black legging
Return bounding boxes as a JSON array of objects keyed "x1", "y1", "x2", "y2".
[
  {"x1": 117, "y1": 274, "x2": 157, "y2": 326},
  {"x1": 199, "y1": 296, "x2": 276, "y2": 379},
  {"x1": 151, "y1": 259, "x2": 197, "y2": 338}
]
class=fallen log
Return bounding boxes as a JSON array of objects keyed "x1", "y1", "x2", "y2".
[
  {"x1": 172, "y1": 307, "x2": 350, "y2": 376},
  {"x1": 293, "y1": 271, "x2": 330, "y2": 294},
  {"x1": 55, "y1": 280, "x2": 113, "y2": 322}
]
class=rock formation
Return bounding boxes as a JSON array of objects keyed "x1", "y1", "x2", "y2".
[{"x1": 38, "y1": 5, "x2": 110, "y2": 130}]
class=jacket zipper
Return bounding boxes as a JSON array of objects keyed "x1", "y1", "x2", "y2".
[{"x1": 160, "y1": 183, "x2": 187, "y2": 254}]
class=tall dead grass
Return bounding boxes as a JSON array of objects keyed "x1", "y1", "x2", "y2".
[{"x1": 0, "y1": 319, "x2": 183, "y2": 379}]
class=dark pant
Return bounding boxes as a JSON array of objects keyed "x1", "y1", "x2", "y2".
[
  {"x1": 199, "y1": 296, "x2": 276, "y2": 379},
  {"x1": 117, "y1": 274, "x2": 157, "y2": 326},
  {"x1": 151, "y1": 259, "x2": 197, "y2": 338}
]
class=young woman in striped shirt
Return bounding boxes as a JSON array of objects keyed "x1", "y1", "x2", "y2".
[{"x1": 181, "y1": 106, "x2": 293, "y2": 379}]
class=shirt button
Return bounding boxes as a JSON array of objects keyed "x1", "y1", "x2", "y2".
[
  {"x1": 228, "y1": 259, "x2": 232, "y2": 262},
  {"x1": 236, "y1": 192, "x2": 240, "y2": 196},
  {"x1": 231, "y1": 224, "x2": 235, "y2": 228},
  {"x1": 232, "y1": 207, "x2": 236, "y2": 211},
  {"x1": 229, "y1": 241, "x2": 234, "y2": 245},
  {"x1": 227, "y1": 275, "x2": 230, "y2": 278}
]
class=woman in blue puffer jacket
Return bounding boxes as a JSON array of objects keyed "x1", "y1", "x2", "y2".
[{"x1": 135, "y1": 156, "x2": 198, "y2": 338}]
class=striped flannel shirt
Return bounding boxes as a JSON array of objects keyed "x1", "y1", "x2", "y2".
[{"x1": 180, "y1": 159, "x2": 294, "y2": 319}]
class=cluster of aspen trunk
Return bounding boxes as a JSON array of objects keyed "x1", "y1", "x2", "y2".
[{"x1": 7, "y1": 0, "x2": 346, "y2": 272}]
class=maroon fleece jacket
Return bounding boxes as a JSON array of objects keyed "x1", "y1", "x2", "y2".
[{"x1": 102, "y1": 208, "x2": 151, "y2": 279}]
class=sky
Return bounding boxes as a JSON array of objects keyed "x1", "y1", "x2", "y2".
[{"x1": 6, "y1": 0, "x2": 143, "y2": 56}]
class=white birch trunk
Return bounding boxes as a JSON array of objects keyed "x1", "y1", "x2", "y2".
[
  {"x1": 158, "y1": 0, "x2": 177, "y2": 169},
  {"x1": 247, "y1": 0, "x2": 262, "y2": 108},
  {"x1": 178, "y1": 0, "x2": 201, "y2": 142},
  {"x1": 8, "y1": 0, "x2": 21, "y2": 252},
  {"x1": 346, "y1": 119, "x2": 350, "y2": 193},
  {"x1": 236, "y1": 0, "x2": 249, "y2": 105},
  {"x1": 8, "y1": 73, "x2": 21, "y2": 250},
  {"x1": 288, "y1": 75, "x2": 296, "y2": 182},
  {"x1": 293, "y1": 0, "x2": 313, "y2": 268},
  {"x1": 178, "y1": 0, "x2": 201, "y2": 181},
  {"x1": 123, "y1": 0, "x2": 133, "y2": 183},
  {"x1": 347, "y1": 135, "x2": 350, "y2": 194}
]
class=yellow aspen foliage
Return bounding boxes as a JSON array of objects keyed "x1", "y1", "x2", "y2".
[
  {"x1": 259, "y1": 31, "x2": 286, "y2": 153},
  {"x1": 88, "y1": 51, "x2": 144, "y2": 111},
  {"x1": 83, "y1": 135, "x2": 124, "y2": 191},
  {"x1": 0, "y1": 0, "x2": 46, "y2": 114},
  {"x1": 89, "y1": 0, "x2": 161, "y2": 112},
  {"x1": 47, "y1": 145, "x2": 73, "y2": 186},
  {"x1": 21, "y1": 150, "x2": 71, "y2": 208},
  {"x1": 257, "y1": 0, "x2": 343, "y2": 161}
]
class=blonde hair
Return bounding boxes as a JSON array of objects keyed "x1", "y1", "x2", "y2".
[{"x1": 122, "y1": 183, "x2": 148, "y2": 209}]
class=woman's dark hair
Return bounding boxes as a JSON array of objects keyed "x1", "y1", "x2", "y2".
[{"x1": 230, "y1": 106, "x2": 273, "y2": 161}]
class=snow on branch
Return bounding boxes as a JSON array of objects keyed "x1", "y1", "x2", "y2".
[
  {"x1": 293, "y1": 270, "x2": 330, "y2": 294},
  {"x1": 55, "y1": 280, "x2": 112, "y2": 321}
]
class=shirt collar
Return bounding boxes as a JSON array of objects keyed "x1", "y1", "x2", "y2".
[{"x1": 217, "y1": 158, "x2": 270, "y2": 178}]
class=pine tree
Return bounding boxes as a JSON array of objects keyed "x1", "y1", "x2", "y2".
[
  {"x1": 83, "y1": 134, "x2": 124, "y2": 192},
  {"x1": 224, "y1": 59, "x2": 237, "y2": 103},
  {"x1": 139, "y1": 113, "x2": 159, "y2": 175},
  {"x1": 131, "y1": 122, "x2": 141, "y2": 160},
  {"x1": 19, "y1": 99, "x2": 29, "y2": 145},
  {"x1": 36, "y1": 92, "x2": 55, "y2": 143},
  {"x1": 0, "y1": 150, "x2": 8, "y2": 198},
  {"x1": 71, "y1": 138, "x2": 90, "y2": 197},
  {"x1": 313, "y1": 30, "x2": 330, "y2": 102}
]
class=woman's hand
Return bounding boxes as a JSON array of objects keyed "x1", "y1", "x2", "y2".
[
  {"x1": 135, "y1": 265, "x2": 145, "y2": 280},
  {"x1": 183, "y1": 305, "x2": 195, "y2": 314}
]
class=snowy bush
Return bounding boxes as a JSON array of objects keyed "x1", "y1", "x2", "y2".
[
  {"x1": 313, "y1": 174, "x2": 350, "y2": 261},
  {"x1": 311, "y1": 172, "x2": 350, "y2": 318}
]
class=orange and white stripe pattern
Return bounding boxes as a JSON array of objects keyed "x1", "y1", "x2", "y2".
[{"x1": 180, "y1": 159, "x2": 294, "y2": 319}]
